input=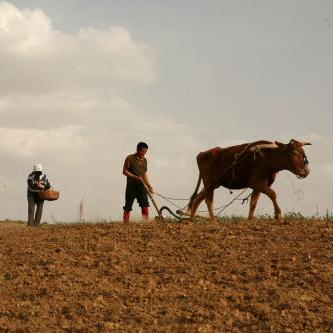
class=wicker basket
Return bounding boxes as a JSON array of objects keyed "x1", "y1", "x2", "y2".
[{"x1": 39, "y1": 189, "x2": 60, "y2": 201}]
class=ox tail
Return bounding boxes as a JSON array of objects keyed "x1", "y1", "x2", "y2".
[{"x1": 188, "y1": 173, "x2": 202, "y2": 211}]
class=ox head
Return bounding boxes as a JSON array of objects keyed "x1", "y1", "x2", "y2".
[{"x1": 275, "y1": 139, "x2": 311, "y2": 178}]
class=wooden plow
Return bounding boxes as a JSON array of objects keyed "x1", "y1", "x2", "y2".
[
  {"x1": 142, "y1": 181, "x2": 209, "y2": 221},
  {"x1": 142, "y1": 181, "x2": 250, "y2": 222}
]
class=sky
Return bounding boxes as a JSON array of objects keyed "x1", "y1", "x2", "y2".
[{"x1": 0, "y1": 0, "x2": 332, "y2": 222}]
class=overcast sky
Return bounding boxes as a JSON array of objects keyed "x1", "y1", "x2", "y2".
[{"x1": 1, "y1": 0, "x2": 332, "y2": 221}]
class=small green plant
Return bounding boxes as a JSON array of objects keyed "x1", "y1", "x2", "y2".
[
  {"x1": 284, "y1": 211, "x2": 306, "y2": 220},
  {"x1": 217, "y1": 214, "x2": 243, "y2": 222}
]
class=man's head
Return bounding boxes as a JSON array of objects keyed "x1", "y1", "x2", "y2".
[{"x1": 136, "y1": 142, "x2": 148, "y2": 158}]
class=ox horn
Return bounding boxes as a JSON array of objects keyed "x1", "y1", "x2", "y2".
[{"x1": 289, "y1": 139, "x2": 312, "y2": 146}]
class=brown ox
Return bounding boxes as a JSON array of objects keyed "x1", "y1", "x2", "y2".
[{"x1": 188, "y1": 139, "x2": 311, "y2": 223}]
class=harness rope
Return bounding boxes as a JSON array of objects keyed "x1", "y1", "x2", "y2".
[
  {"x1": 154, "y1": 188, "x2": 251, "y2": 220},
  {"x1": 215, "y1": 189, "x2": 249, "y2": 217},
  {"x1": 155, "y1": 190, "x2": 251, "y2": 213}
]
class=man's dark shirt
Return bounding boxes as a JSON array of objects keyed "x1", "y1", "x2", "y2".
[{"x1": 125, "y1": 154, "x2": 147, "y2": 185}]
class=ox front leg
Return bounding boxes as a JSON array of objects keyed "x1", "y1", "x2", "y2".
[
  {"x1": 190, "y1": 190, "x2": 206, "y2": 221},
  {"x1": 248, "y1": 190, "x2": 261, "y2": 220},
  {"x1": 205, "y1": 189, "x2": 217, "y2": 224},
  {"x1": 261, "y1": 187, "x2": 282, "y2": 220}
]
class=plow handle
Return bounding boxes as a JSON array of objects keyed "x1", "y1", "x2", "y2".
[{"x1": 142, "y1": 181, "x2": 164, "y2": 221}]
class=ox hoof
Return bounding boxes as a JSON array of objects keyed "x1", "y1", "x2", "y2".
[{"x1": 274, "y1": 213, "x2": 283, "y2": 221}]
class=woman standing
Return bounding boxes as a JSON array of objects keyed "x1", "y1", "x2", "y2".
[{"x1": 27, "y1": 164, "x2": 51, "y2": 227}]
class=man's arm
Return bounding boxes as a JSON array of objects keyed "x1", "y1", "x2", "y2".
[
  {"x1": 143, "y1": 173, "x2": 153, "y2": 193},
  {"x1": 123, "y1": 156, "x2": 141, "y2": 181}
]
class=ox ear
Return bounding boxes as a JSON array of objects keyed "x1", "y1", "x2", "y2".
[{"x1": 289, "y1": 139, "x2": 297, "y2": 145}]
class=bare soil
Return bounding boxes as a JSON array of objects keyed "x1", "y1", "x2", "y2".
[{"x1": 0, "y1": 219, "x2": 332, "y2": 332}]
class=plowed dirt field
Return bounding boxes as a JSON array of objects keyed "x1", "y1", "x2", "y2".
[{"x1": 0, "y1": 219, "x2": 332, "y2": 332}]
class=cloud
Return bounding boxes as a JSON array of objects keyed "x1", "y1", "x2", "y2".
[
  {"x1": 0, "y1": 2, "x2": 201, "y2": 221},
  {"x1": 0, "y1": 2, "x2": 52, "y2": 51},
  {"x1": 0, "y1": 1, "x2": 156, "y2": 96},
  {"x1": 0, "y1": 126, "x2": 84, "y2": 157}
]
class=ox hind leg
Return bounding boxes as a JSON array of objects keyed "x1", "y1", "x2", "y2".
[
  {"x1": 205, "y1": 188, "x2": 217, "y2": 224},
  {"x1": 190, "y1": 189, "x2": 206, "y2": 221},
  {"x1": 248, "y1": 190, "x2": 261, "y2": 220}
]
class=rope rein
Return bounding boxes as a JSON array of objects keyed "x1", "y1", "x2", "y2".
[
  {"x1": 215, "y1": 189, "x2": 249, "y2": 217},
  {"x1": 155, "y1": 190, "x2": 251, "y2": 214}
]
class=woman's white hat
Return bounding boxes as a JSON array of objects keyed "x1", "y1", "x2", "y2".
[{"x1": 33, "y1": 163, "x2": 43, "y2": 172}]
